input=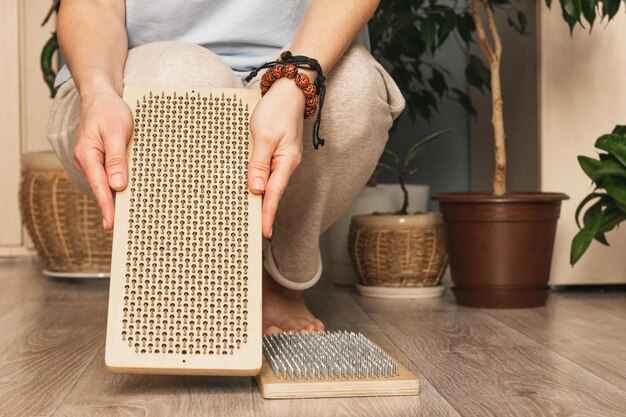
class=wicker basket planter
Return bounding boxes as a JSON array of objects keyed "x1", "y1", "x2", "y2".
[
  {"x1": 348, "y1": 213, "x2": 447, "y2": 297},
  {"x1": 19, "y1": 152, "x2": 113, "y2": 274}
]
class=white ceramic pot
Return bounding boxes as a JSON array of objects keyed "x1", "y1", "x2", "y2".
[{"x1": 322, "y1": 184, "x2": 429, "y2": 285}]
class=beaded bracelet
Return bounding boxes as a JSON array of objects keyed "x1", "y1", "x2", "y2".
[
  {"x1": 259, "y1": 64, "x2": 319, "y2": 119},
  {"x1": 246, "y1": 51, "x2": 326, "y2": 150}
]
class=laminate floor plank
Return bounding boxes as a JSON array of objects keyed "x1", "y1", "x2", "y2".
[
  {"x1": 0, "y1": 258, "x2": 108, "y2": 316},
  {"x1": 52, "y1": 346, "x2": 256, "y2": 417},
  {"x1": 484, "y1": 293, "x2": 626, "y2": 391},
  {"x1": 0, "y1": 300, "x2": 107, "y2": 417},
  {"x1": 552, "y1": 290, "x2": 626, "y2": 322},
  {"x1": 367, "y1": 306, "x2": 626, "y2": 417}
]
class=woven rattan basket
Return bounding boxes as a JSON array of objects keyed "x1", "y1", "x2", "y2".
[
  {"x1": 19, "y1": 152, "x2": 113, "y2": 273},
  {"x1": 348, "y1": 213, "x2": 447, "y2": 287}
]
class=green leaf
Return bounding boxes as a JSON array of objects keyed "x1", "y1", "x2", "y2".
[
  {"x1": 404, "y1": 128, "x2": 454, "y2": 166},
  {"x1": 439, "y1": 9, "x2": 458, "y2": 41},
  {"x1": 598, "y1": 175, "x2": 626, "y2": 205},
  {"x1": 611, "y1": 125, "x2": 626, "y2": 136},
  {"x1": 581, "y1": 0, "x2": 597, "y2": 27},
  {"x1": 465, "y1": 54, "x2": 492, "y2": 93},
  {"x1": 582, "y1": 199, "x2": 602, "y2": 227},
  {"x1": 451, "y1": 88, "x2": 477, "y2": 117},
  {"x1": 575, "y1": 192, "x2": 602, "y2": 228},
  {"x1": 507, "y1": 13, "x2": 527, "y2": 35},
  {"x1": 376, "y1": 161, "x2": 398, "y2": 174},
  {"x1": 561, "y1": 0, "x2": 582, "y2": 21},
  {"x1": 560, "y1": 0, "x2": 580, "y2": 30},
  {"x1": 518, "y1": 11, "x2": 528, "y2": 34},
  {"x1": 570, "y1": 209, "x2": 604, "y2": 265},
  {"x1": 577, "y1": 155, "x2": 601, "y2": 180},
  {"x1": 456, "y1": 12, "x2": 474, "y2": 44},
  {"x1": 599, "y1": 206, "x2": 626, "y2": 233},
  {"x1": 429, "y1": 68, "x2": 448, "y2": 96},
  {"x1": 382, "y1": 148, "x2": 401, "y2": 166},
  {"x1": 596, "y1": 133, "x2": 626, "y2": 166},
  {"x1": 602, "y1": 0, "x2": 621, "y2": 20},
  {"x1": 421, "y1": 15, "x2": 437, "y2": 53},
  {"x1": 599, "y1": 153, "x2": 613, "y2": 162},
  {"x1": 593, "y1": 157, "x2": 626, "y2": 180},
  {"x1": 594, "y1": 232, "x2": 610, "y2": 245}
]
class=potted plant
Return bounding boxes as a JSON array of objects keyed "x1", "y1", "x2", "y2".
[
  {"x1": 432, "y1": 0, "x2": 570, "y2": 308},
  {"x1": 433, "y1": 0, "x2": 624, "y2": 307},
  {"x1": 324, "y1": 0, "x2": 479, "y2": 285},
  {"x1": 347, "y1": 129, "x2": 452, "y2": 299},
  {"x1": 571, "y1": 126, "x2": 626, "y2": 265}
]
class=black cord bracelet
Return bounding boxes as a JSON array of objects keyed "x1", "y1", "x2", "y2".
[{"x1": 246, "y1": 51, "x2": 326, "y2": 150}]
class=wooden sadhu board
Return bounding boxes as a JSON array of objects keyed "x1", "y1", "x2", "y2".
[
  {"x1": 105, "y1": 86, "x2": 262, "y2": 375},
  {"x1": 256, "y1": 334, "x2": 420, "y2": 399},
  {"x1": 256, "y1": 358, "x2": 420, "y2": 399}
]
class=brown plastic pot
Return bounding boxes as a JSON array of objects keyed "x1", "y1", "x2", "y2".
[{"x1": 432, "y1": 192, "x2": 568, "y2": 308}]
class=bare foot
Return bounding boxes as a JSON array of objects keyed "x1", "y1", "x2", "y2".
[{"x1": 262, "y1": 270, "x2": 325, "y2": 335}]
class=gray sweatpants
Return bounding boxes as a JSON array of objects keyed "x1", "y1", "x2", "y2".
[{"x1": 47, "y1": 41, "x2": 405, "y2": 290}]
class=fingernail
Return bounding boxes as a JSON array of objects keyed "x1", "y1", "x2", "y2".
[
  {"x1": 268, "y1": 227, "x2": 273, "y2": 239},
  {"x1": 252, "y1": 177, "x2": 264, "y2": 191},
  {"x1": 110, "y1": 173, "x2": 124, "y2": 188},
  {"x1": 102, "y1": 218, "x2": 108, "y2": 230}
]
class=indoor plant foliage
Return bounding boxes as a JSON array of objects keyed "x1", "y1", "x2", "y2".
[
  {"x1": 347, "y1": 131, "x2": 452, "y2": 299},
  {"x1": 545, "y1": 0, "x2": 626, "y2": 30},
  {"x1": 368, "y1": 0, "x2": 526, "y2": 122},
  {"x1": 376, "y1": 128, "x2": 454, "y2": 214},
  {"x1": 433, "y1": 0, "x2": 624, "y2": 308},
  {"x1": 571, "y1": 126, "x2": 626, "y2": 265},
  {"x1": 433, "y1": 0, "x2": 569, "y2": 308}
]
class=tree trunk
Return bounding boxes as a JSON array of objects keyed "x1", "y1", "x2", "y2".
[{"x1": 470, "y1": 0, "x2": 507, "y2": 196}]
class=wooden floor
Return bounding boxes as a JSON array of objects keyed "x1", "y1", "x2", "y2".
[{"x1": 1, "y1": 257, "x2": 625, "y2": 417}]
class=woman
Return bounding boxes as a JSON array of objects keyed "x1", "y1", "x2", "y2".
[{"x1": 48, "y1": 0, "x2": 405, "y2": 335}]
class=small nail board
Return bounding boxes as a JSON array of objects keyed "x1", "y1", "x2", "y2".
[
  {"x1": 256, "y1": 331, "x2": 420, "y2": 399},
  {"x1": 105, "y1": 86, "x2": 262, "y2": 375}
]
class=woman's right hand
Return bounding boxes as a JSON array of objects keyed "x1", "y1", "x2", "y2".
[{"x1": 73, "y1": 89, "x2": 133, "y2": 231}]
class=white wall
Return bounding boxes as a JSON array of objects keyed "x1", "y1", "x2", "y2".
[
  {"x1": 540, "y1": 6, "x2": 626, "y2": 284},
  {"x1": 0, "y1": 0, "x2": 53, "y2": 255},
  {"x1": 0, "y1": 0, "x2": 24, "y2": 249}
]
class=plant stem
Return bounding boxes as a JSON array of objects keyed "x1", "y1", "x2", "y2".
[
  {"x1": 399, "y1": 175, "x2": 409, "y2": 214},
  {"x1": 470, "y1": 0, "x2": 507, "y2": 195}
]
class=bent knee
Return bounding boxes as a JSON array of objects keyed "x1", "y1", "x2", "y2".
[
  {"x1": 124, "y1": 41, "x2": 242, "y2": 88},
  {"x1": 325, "y1": 43, "x2": 405, "y2": 126}
]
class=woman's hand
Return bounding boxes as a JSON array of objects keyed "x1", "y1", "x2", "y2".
[
  {"x1": 248, "y1": 78, "x2": 306, "y2": 238},
  {"x1": 73, "y1": 89, "x2": 133, "y2": 230}
]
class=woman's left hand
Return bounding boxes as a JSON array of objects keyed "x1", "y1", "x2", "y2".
[{"x1": 248, "y1": 78, "x2": 305, "y2": 238}]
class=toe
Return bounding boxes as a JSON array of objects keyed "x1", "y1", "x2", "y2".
[
  {"x1": 263, "y1": 325, "x2": 284, "y2": 336},
  {"x1": 314, "y1": 319, "x2": 325, "y2": 333}
]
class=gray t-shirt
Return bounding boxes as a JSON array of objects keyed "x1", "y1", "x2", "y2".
[{"x1": 55, "y1": 0, "x2": 370, "y2": 87}]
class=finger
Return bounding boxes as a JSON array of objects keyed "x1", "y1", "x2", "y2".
[
  {"x1": 103, "y1": 128, "x2": 130, "y2": 192},
  {"x1": 262, "y1": 158, "x2": 292, "y2": 238},
  {"x1": 82, "y1": 150, "x2": 115, "y2": 230},
  {"x1": 247, "y1": 133, "x2": 274, "y2": 194}
]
